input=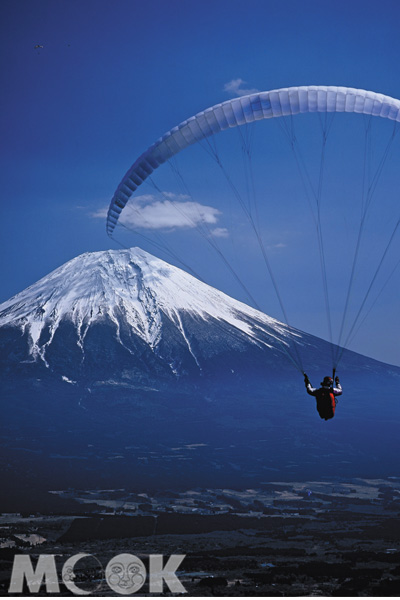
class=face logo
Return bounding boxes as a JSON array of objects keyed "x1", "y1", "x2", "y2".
[{"x1": 105, "y1": 554, "x2": 146, "y2": 594}]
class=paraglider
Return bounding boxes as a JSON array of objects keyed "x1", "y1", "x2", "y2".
[{"x1": 304, "y1": 374, "x2": 342, "y2": 420}]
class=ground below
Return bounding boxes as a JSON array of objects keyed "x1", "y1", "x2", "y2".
[{"x1": 1, "y1": 478, "x2": 400, "y2": 596}]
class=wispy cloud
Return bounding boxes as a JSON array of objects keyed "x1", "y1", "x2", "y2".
[
  {"x1": 210, "y1": 227, "x2": 229, "y2": 238},
  {"x1": 91, "y1": 193, "x2": 224, "y2": 231},
  {"x1": 91, "y1": 207, "x2": 108, "y2": 219},
  {"x1": 266, "y1": 242, "x2": 287, "y2": 251},
  {"x1": 224, "y1": 78, "x2": 259, "y2": 97}
]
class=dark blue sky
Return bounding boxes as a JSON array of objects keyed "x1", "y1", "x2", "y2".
[{"x1": 1, "y1": 0, "x2": 400, "y2": 365}]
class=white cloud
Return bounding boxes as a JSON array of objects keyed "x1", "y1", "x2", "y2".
[
  {"x1": 210, "y1": 227, "x2": 229, "y2": 238},
  {"x1": 224, "y1": 78, "x2": 259, "y2": 97},
  {"x1": 91, "y1": 207, "x2": 107, "y2": 219},
  {"x1": 125, "y1": 199, "x2": 220, "y2": 230},
  {"x1": 91, "y1": 193, "x2": 223, "y2": 231}
]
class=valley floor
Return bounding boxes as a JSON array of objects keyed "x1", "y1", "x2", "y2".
[{"x1": 1, "y1": 479, "x2": 400, "y2": 596}]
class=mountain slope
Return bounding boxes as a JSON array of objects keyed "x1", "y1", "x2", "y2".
[
  {"x1": 2, "y1": 247, "x2": 395, "y2": 382},
  {"x1": 0, "y1": 247, "x2": 312, "y2": 380}
]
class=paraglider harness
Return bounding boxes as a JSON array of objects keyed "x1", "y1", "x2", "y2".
[
  {"x1": 316, "y1": 384, "x2": 337, "y2": 420},
  {"x1": 318, "y1": 370, "x2": 339, "y2": 420}
]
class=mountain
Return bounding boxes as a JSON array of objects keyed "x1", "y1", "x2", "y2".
[
  {"x1": 1, "y1": 248, "x2": 399, "y2": 507},
  {"x1": 0, "y1": 247, "x2": 393, "y2": 383},
  {"x1": 0, "y1": 247, "x2": 303, "y2": 383}
]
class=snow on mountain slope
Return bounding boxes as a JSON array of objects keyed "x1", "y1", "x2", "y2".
[{"x1": 0, "y1": 248, "x2": 301, "y2": 369}]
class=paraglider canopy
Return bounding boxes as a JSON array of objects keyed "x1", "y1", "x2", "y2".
[
  {"x1": 107, "y1": 85, "x2": 400, "y2": 236},
  {"x1": 106, "y1": 85, "x2": 400, "y2": 373}
]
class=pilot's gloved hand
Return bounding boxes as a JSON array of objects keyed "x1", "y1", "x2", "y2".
[
  {"x1": 304, "y1": 373, "x2": 310, "y2": 386},
  {"x1": 335, "y1": 375, "x2": 340, "y2": 385}
]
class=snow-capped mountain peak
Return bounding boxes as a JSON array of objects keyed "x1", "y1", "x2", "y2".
[{"x1": 0, "y1": 247, "x2": 297, "y2": 371}]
